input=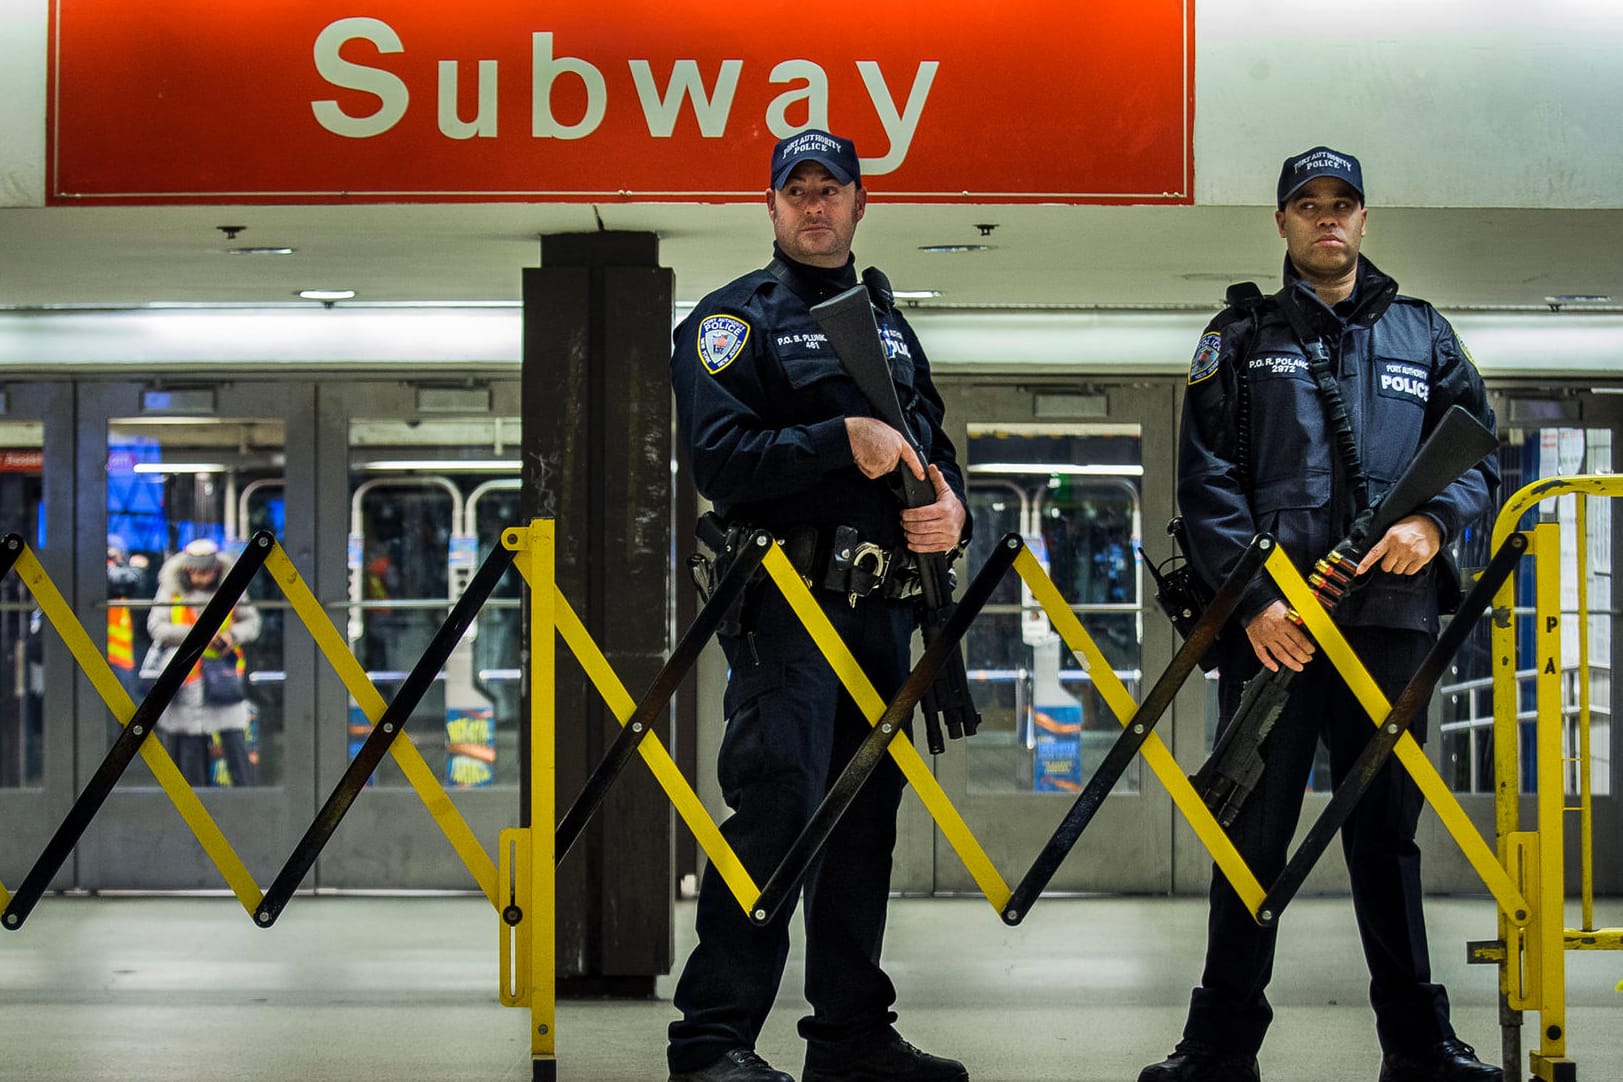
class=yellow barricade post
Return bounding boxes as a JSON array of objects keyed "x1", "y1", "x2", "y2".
[
  {"x1": 506, "y1": 521, "x2": 557, "y2": 1081},
  {"x1": 1486, "y1": 476, "x2": 1623, "y2": 1082}
]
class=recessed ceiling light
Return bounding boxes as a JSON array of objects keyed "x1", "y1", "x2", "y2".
[
  {"x1": 364, "y1": 459, "x2": 521, "y2": 472},
  {"x1": 229, "y1": 246, "x2": 296, "y2": 256},
  {"x1": 1545, "y1": 294, "x2": 1611, "y2": 304},
  {"x1": 892, "y1": 289, "x2": 942, "y2": 300},
  {"x1": 131, "y1": 462, "x2": 227, "y2": 474},
  {"x1": 918, "y1": 244, "x2": 992, "y2": 254},
  {"x1": 297, "y1": 289, "x2": 356, "y2": 301}
]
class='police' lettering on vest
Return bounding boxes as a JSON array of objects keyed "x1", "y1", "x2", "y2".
[
  {"x1": 1377, "y1": 360, "x2": 1430, "y2": 404},
  {"x1": 878, "y1": 325, "x2": 912, "y2": 361}
]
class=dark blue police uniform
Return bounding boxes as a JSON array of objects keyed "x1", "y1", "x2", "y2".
[
  {"x1": 667, "y1": 244, "x2": 966, "y2": 1074},
  {"x1": 1175, "y1": 254, "x2": 1499, "y2": 1062}
]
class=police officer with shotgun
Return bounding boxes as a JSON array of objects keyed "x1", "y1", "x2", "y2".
[
  {"x1": 1139, "y1": 147, "x2": 1502, "y2": 1082},
  {"x1": 667, "y1": 128, "x2": 970, "y2": 1082}
]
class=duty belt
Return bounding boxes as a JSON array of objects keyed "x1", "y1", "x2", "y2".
[
  {"x1": 788, "y1": 523, "x2": 922, "y2": 606},
  {"x1": 691, "y1": 513, "x2": 922, "y2": 610}
]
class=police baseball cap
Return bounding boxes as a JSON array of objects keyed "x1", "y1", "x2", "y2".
[
  {"x1": 1277, "y1": 146, "x2": 1364, "y2": 208},
  {"x1": 770, "y1": 129, "x2": 861, "y2": 189}
]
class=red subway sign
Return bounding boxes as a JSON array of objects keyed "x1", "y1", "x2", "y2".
[{"x1": 49, "y1": 1, "x2": 1193, "y2": 204}]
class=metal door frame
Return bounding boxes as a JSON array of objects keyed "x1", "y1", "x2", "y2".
[
  {"x1": 72, "y1": 378, "x2": 319, "y2": 889},
  {"x1": 930, "y1": 376, "x2": 1181, "y2": 895},
  {"x1": 313, "y1": 377, "x2": 522, "y2": 890},
  {"x1": 1485, "y1": 384, "x2": 1623, "y2": 894},
  {"x1": 0, "y1": 381, "x2": 76, "y2": 889}
]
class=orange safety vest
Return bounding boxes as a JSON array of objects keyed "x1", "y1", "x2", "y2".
[
  {"x1": 107, "y1": 605, "x2": 135, "y2": 671},
  {"x1": 171, "y1": 598, "x2": 240, "y2": 683}
]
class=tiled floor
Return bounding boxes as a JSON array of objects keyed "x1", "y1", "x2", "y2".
[{"x1": 1, "y1": 892, "x2": 1619, "y2": 1081}]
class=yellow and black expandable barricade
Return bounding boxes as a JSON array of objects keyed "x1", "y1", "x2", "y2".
[{"x1": 1, "y1": 494, "x2": 1616, "y2": 1081}]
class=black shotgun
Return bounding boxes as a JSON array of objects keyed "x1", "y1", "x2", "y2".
[
  {"x1": 810, "y1": 277, "x2": 980, "y2": 754},
  {"x1": 1190, "y1": 404, "x2": 1498, "y2": 826}
]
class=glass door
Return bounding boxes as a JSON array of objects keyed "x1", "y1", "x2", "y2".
[
  {"x1": 0, "y1": 382, "x2": 74, "y2": 890},
  {"x1": 313, "y1": 379, "x2": 522, "y2": 889},
  {"x1": 1426, "y1": 386, "x2": 1620, "y2": 893},
  {"x1": 930, "y1": 379, "x2": 1181, "y2": 895},
  {"x1": 74, "y1": 380, "x2": 317, "y2": 889}
]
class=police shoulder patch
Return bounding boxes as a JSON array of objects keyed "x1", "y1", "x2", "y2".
[
  {"x1": 697, "y1": 314, "x2": 750, "y2": 375},
  {"x1": 1456, "y1": 334, "x2": 1478, "y2": 369},
  {"x1": 1188, "y1": 331, "x2": 1222, "y2": 384}
]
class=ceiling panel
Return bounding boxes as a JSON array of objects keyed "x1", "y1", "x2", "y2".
[{"x1": 1, "y1": 202, "x2": 1619, "y2": 315}]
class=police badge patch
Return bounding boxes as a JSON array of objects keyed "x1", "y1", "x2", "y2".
[
  {"x1": 1188, "y1": 331, "x2": 1222, "y2": 384},
  {"x1": 1456, "y1": 333, "x2": 1478, "y2": 369},
  {"x1": 697, "y1": 314, "x2": 750, "y2": 375}
]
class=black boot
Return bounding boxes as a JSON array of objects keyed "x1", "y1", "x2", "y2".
[
  {"x1": 1138, "y1": 1040, "x2": 1261, "y2": 1082},
  {"x1": 802, "y1": 1031, "x2": 968, "y2": 1082},
  {"x1": 1379, "y1": 1039, "x2": 1503, "y2": 1082},
  {"x1": 669, "y1": 1048, "x2": 794, "y2": 1082}
]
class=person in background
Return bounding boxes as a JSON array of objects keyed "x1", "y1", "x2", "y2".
[
  {"x1": 106, "y1": 535, "x2": 144, "y2": 694},
  {"x1": 143, "y1": 538, "x2": 260, "y2": 786}
]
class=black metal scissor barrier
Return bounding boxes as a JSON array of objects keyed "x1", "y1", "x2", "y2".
[
  {"x1": 554, "y1": 529, "x2": 772, "y2": 864},
  {"x1": 0, "y1": 524, "x2": 564, "y2": 1073},
  {"x1": 0, "y1": 530, "x2": 527, "y2": 934},
  {"x1": 0, "y1": 534, "x2": 23, "y2": 588},
  {"x1": 254, "y1": 540, "x2": 518, "y2": 927},
  {"x1": 2, "y1": 531, "x2": 273, "y2": 930},
  {"x1": 1236, "y1": 535, "x2": 1535, "y2": 934},
  {"x1": 745, "y1": 533, "x2": 1021, "y2": 924},
  {"x1": 0, "y1": 516, "x2": 1550, "y2": 1082},
  {"x1": 553, "y1": 531, "x2": 1285, "y2": 931},
  {"x1": 998, "y1": 533, "x2": 1269, "y2": 924},
  {"x1": 1252, "y1": 531, "x2": 1528, "y2": 925},
  {"x1": 951, "y1": 528, "x2": 1528, "y2": 931},
  {"x1": 552, "y1": 530, "x2": 1020, "y2": 926},
  {"x1": 556, "y1": 523, "x2": 1538, "y2": 942}
]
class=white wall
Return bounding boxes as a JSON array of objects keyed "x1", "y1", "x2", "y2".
[
  {"x1": 3, "y1": 1, "x2": 1620, "y2": 210},
  {"x1": 1194, "y1": 0, "x2": 1623, "y2": 208},
  {"x1": 0, "y1": 0, "x2": 46, "y2": 206}
]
